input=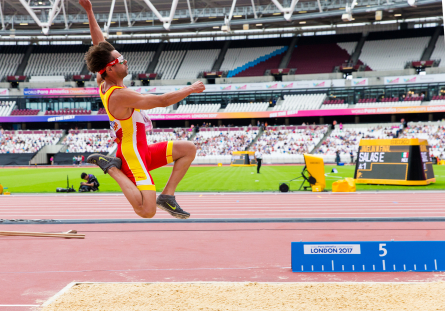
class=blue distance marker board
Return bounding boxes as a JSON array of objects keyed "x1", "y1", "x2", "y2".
[{"x1": 291, "y1": 241, "x2": 445, "y2": 272}]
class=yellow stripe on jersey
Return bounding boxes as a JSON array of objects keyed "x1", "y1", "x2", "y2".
[
  {"x1": 137, "y1": 185, "x2": 156, "y2": 191},
  {"x1": 100, "y1": 82, "x2": 156, "y2": 191},
  {"x1": 166, "y1": 141, "x2": 174, "y2": 164}
]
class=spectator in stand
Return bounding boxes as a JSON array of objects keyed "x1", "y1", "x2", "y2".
[
  {"x1": 332, "y1": 120, "x2": 337, "y2": 130},
  {"x1": 402, "y1": 118, "x2": 407, "y2": 129},
  {"x1": 339, "y1": 123, "x2": 343, "y2": 131},
  {"x1": 257, "y1": 120, "x2": 260, "y2": 127},
  {"x1": 396, "y1": 119, "x2": 404, "y2": 137}
]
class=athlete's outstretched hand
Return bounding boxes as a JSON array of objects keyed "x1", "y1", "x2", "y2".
[
  {"x1": 190, "y1": 81, "x2": 205, "y2": 94},
  {"x1": 79, "y1": 0, "x2": 92, "y2": 11}
]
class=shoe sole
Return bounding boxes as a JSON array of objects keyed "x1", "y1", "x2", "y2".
[
  {"x1": 87, "y1": 154, "x2": 122, "y2": 171},
  {"x1": 156, "y1": 203, "x2": 190, "y2": 219}
]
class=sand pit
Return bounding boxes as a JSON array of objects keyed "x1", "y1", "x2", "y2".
[{"x1": 40, "y1": 282, "x2": 445, "y2": 311}]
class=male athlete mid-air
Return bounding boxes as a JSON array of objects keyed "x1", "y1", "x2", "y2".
[{"x1": 79, "y1": 0, "x2": 205, "y2": 219}]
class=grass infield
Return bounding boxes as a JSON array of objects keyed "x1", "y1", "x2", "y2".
[{"x1": 1, "y1": 164, "x2": 445, "y2": 193}]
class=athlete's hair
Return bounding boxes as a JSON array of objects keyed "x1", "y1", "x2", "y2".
[
  {"x1": 84, "y1": 41, "x2": 116, "y2": 79},
  {"x1": 81, "y1": 172, "x2": 87, "y2": 179}
]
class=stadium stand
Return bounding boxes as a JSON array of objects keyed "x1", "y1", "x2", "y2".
[
  {"x1": 287, "y1": 43, "x2": 352, "y2": 75},
  {"x1": 62, "y1": 130, "x2": 114, "y2": 153},
  {"x1": 232, "y1": 52, "x2": 285, "y2": 77},
  {"x1": 0, "y1": 101, "x2": 16, "y2": 116},
  {"x1": 430, "y1": 35, "x2": 444, "y2": 67},
  {"x1": 146, "y1": 107, "x2": 172, "y2": 114},
  {"x1": 224, "y1": 102, "x2": 269, "y2": 112},
  {"x1": 358, "y1": 37, "x2": 429, "y2": 71},
  {"x1": 255, "y1": 126, "x2": 327, "y2": 162},
  {"x1": 175, "y1": 49, "x2": 220, "y2": 80},
  {"x1": 176, "y1": 104, "x2": 220, "y2": 113},
  {"x1": 0, "y1": 53, "x2": 25, "y2": 82},
  {"x1": 11, "y1": 109, "x2": 39, "y2": 115},
  {"x1": 400, "y1": 123, "x2": 445, "y2": 157},
  {"x1": 146, "y1": 128, "x2": 191, "y2": 145},
  {"x1": 274, "y1": 94, "x2": 326, "y2": 111},
  {"x1": 124, "y1": 51, "x2": 155, "y2": 76},
  {"x1": 0, "y1": 130, "x2": 63, "y2": 153},
  {"x1": 97, "y1": 108, "x2": 107, "y2": 114},
  {"x1": 193, "y1": 127, "x2": 258, "y2": 157},
  {"x1": 354, "y1": 98, "x2": 421, "y2": 108},
  {"x1": 45, "y1": 109, "x2": 91, "y2": 115},
  {"x1": 314, "y1": 124, "x2": 396, "y2": 162},
  {"x1": 24, "y1": 45, "x2": 89, "y2": 77},
  {"x1": 155, "y1": 50, "x2": 187, "y2": 80},
  {"x1": 29, "y1": 76, "x2": 66, "y2": 83},
  {"x1": 220, "y1": 46, "x2": 285, "y2": 77}
]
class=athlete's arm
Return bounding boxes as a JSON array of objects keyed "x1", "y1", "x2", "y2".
[
  {"x1": 111, "y1": 81, "x2": 206, "y2": 110},
  {"x1": 79, "y1": 0, "x2": 105, "y2": 46}
]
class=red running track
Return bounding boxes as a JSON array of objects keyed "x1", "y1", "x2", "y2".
[
  {"x1": 1, "y1": 192, "x2": 445, "y2": 310},
  {"x1": 1, "y1": 192, "x2": 445, "y2": 220}
]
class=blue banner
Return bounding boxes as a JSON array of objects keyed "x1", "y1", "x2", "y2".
[{"x1": 291, "y1": 241, "x2": 445, "y2": 272}]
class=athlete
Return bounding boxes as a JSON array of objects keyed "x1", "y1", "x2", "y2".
[{"x1": 79, "y1": 0, "x2": 205, "y2": 219}]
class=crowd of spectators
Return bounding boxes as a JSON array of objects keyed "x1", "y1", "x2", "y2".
[
  {"x1": 63, "y1": 132, "x2": 114, "y2": 153},
  {"x1": 193, "y1": 128, "x2": 257, "y2": 156},
  {"x1": 400, "y1": 124, "x2": 445, "y2": 158},
  {"x1": 314, "y1": 126, "x2": 395, "y2": 156},
  {"x1": 255, "y1": 126, "x2": 327, "y2": 155},
  {"x1": 146, "y1": 129, "x2": 190, "y2": 145},
  {"x1": 0, "y1": 131, "x2": 62, "y2": 153}
]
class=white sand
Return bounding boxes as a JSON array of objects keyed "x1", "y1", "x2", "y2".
[{"x1": 41, "y1": 282, "x2": 445, "y2": 311}]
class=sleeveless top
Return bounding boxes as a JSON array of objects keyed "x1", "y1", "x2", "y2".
[{"x1": 99, "y1": 83, "x2": 153, "y2": 144}]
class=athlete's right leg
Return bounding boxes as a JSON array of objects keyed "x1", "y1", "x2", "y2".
[{"x1": 108, "y1": 167, "x2": 157, "y2": 218}]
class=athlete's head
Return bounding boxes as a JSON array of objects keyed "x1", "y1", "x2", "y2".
[{"x1": 84, "y1": 41, "x2": 128, "y2": 80}]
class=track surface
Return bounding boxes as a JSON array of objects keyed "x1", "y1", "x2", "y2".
[
  {"x1": 2, "y1": 192, "x2": 445, "y2": 220},
  {"x1": 1, "y1": 192, "x2": 445, "y2": 310}
]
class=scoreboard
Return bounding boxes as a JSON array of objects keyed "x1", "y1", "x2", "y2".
[
  {"x1": 354, "y1": 138, "x2": 435, "y2": 185},
  {"x1": 230, "y1": 151, "x2": 257, "y2": 166}
]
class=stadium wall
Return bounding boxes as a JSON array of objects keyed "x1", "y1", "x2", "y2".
[
  {"x1": 53, "y1": 152, "x2": 107, "y2": 165},
  {"x1": 0, "y1": 153, "x2": 36, "y2": 165}
]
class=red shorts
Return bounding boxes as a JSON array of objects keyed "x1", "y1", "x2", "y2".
[{"x1": 116, "y1": 141, "x2": 174, "y2": 191}]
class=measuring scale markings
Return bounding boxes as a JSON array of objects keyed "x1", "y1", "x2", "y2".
[{"x1": 292, "y1": 241, "x2": 445, "y2": 272}]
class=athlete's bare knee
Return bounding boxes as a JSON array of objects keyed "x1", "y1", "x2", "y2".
[
  {"x1": 186, "y1": 141, "x2": 196, "y2": 158},
  {"x1": 136, "y1": 207, "x2": 156, "y2": 218}
]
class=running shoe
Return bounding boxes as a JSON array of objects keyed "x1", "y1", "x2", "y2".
[
  {"x1": 87, "y1": 154, "x2": 122, "y2": 174},
  {"x1": 156, "y1": 194, "x2": 190, "y2": 219}
]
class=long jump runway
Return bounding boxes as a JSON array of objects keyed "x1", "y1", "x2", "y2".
[{"x1": 2, "y1": 192, "x2": 445, "y2": 310}]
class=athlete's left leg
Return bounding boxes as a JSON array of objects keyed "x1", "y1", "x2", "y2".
[{"x1": 162, "y1": 141, "x2": 196, "y2": 195}]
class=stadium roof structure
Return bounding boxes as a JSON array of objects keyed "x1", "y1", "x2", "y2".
[{"x1": 0, "y1": 0, "x2": 442, "y2": 39}]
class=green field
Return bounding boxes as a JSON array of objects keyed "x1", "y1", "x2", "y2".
[{"x1": 1, "y1": 164, "x2": 445, "y2": 193}]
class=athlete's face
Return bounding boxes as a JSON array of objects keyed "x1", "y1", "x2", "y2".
[{"x1": 110, "y1": 50, "x2": 128, "y2": 78}]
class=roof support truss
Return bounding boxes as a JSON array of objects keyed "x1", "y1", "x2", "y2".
[
  {"x1": 17, "y1": 0, "x2": 61, "y2": 34},
  {"x1": 142, "y1": 0, "x2": 179, "y2": 30}
]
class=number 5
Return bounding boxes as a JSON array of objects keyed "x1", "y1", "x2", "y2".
[{"x1": 379, "y1": 243, "x2": 387, "y2": 257}]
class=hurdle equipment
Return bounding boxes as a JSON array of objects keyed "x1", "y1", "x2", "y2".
[
  {"x1": 291, "y1": 241, "x2": 445, "y2": 272},
  {"x1": 0, "y1": 230, "x2": 85, "y2": 239}
]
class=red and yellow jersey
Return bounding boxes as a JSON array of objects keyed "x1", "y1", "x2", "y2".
[
  {"x1": 99, "y1": 83, "x2": 171, "y2": 191},
  {"x1": 99, "y1": 84, "x2": 149, "y2": 145}
]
